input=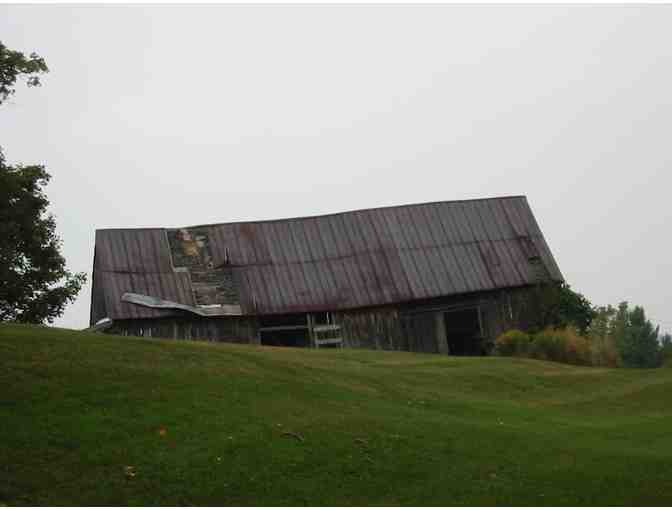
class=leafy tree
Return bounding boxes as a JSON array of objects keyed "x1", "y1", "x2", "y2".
[
  {"x1": 553, "y1": 283, "x2": 596, "y2": 334},
  {"x1": 587, "y1": 305, "x2": 620, "y2": 367},
  {"x1": 0, "y1": 41, "x2": 48, "y2": 106},
  {"x1": 662, "y1": 333, "x2": 672, "y2": 349},
  {"x1": 530, "y1": 282, "x2": 596, "y2": 335},
  {"x1": 588, "y1": 305, "x2": 616, "y2": 340},
  {"x1": 0, "y1": 42, "x2": 85, "y2": 324},
  {"x1": 610, "y1": 301, "x2": 630, "y2": 351},
  {"x1": 661, "y1": 333, "x2": 672, "y2": 366},
  {"x1": 610, "y1": 302, "x2": 662, "y2": 368}
]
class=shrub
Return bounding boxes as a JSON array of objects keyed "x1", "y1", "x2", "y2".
[
  {"x1": 497, "y1": 327, "x2": 596, "y2": 366},
  {"x1": 495, "y1": 330, "x2": 531, "y2": 356},
  {"x1": 662, "y1": 354, "x2": 672, "y2": 368},
  {"x1": 564, "y1": 328, "x2": 592, "y2": 365},
  {"x1": 529, "y1": 329, "x2": 563, "y2": 362},
  {"x1": 590, "y1": 335, "x2": 621, "y2": 368},
  {"x1": 529, "y1": 327, "x2": 592, "y2": 366}
]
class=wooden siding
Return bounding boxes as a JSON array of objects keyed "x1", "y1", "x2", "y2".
[
  {"x1": 335, "y1": 308, "x2": 408, "y2": 351},
  {"x1": 103, "y1": 286, "x2": 546, "y2": 358},
  {"x1": 109, "y1": 317, "x2": 259, "y2": 344}
]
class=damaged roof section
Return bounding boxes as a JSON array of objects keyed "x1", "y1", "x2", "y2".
[
  {"x1": 121, "y1": 292, "x2": 242, "y2": 317},
  {"x1": 90, "y1": 195, "x2": 563, "y2": 324}
]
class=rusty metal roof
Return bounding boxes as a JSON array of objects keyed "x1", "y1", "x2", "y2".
[{"x1": 90, "y1": 195, "x2": 563, "y2": 324}]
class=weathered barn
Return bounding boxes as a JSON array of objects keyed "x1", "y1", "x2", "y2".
[{"x1": 89, "y1": 196, "x2": 563, "y2": 355}]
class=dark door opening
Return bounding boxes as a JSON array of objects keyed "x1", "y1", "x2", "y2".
[
  {"x1": 258, "y1": 314, "x2": 311, "y2": 348},
  {"x1": 259, "y1": 328, "x2": 310, "y2": 348},
  {"x1": 444, "y1": 308, "x2": 483, "y2": 356}
]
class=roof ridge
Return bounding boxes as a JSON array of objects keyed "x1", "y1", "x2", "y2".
[{"x1": 95, "y1": 195, "x2": 528, "y2": 232}]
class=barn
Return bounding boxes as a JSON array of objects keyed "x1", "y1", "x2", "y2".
[{"x1": 89, "y1": 195, "x2": 563, "y2": 355}]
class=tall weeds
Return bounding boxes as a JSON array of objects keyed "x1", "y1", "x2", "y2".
[{"x1": 495, "y1": 327, "x2": 620, "y2": 367}]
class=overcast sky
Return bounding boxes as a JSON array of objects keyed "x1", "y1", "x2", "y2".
[{"x1": 1, "y1": 4, "x2": 670, "y2": 332}]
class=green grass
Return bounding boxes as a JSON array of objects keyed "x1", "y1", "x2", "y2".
[{"x1": 1, "y1": 324, "x2": 672, "y2": 506}]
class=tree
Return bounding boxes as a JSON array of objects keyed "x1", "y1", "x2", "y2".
[
  {"x1": 588, "y1": 305, "x2": 616, "y2": 340},
  {"x1": 609, "y1": 302, "x2": 662, "y2": 368},
  {"x1": 587, "y1": 305, "x2": 620, "y2": 367},
  {"x1": 661, "y1": 333, "x2": 672, "y2": 366},
  {"x1": 530, "y1": 282, "x2": 596, "y2": 335},
  {"x1": 625, "y1": 305, "x2": 660, "y2": 368},
  {"x1": 0, "y1": 42, "x2": 85, "y2": 324},
  {"x1": 0, "y1": 41, "x2": 48, "y2": 106}
]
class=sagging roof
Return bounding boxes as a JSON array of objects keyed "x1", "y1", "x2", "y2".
[{"x1": 90, "y1": 195, "x2": 563, "y2": 324}]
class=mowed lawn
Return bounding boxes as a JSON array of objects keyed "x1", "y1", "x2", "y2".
[{"x1": 1, "y1": 324, "x2": 671, "y2": 506}]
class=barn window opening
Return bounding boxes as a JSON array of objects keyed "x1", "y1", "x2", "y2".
[{"x1": 444, "y1": 307, "x2": 484, "y2": 356}]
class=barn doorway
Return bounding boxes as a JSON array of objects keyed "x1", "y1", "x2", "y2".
[
  {"x1": 444, "y1": 307, "x2": 483, "y2": 356},
  {"x1": 258, "y1": 314, "x2": 311, "y2": 348}
]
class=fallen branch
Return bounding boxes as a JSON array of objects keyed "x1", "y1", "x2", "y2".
[{"x1": 282, "y1": 431, "x2": 305, "y2": 442}]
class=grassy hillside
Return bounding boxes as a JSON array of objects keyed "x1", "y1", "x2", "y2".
[{"x1": 1, "y1": 324, "x2": 671, "y2": 506}]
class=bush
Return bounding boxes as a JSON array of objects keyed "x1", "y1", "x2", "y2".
[
  {"x1": 496, "y1": 327, "x2": 594, "y2": 366},
  {"x1": 663, "y1": 354, "x2": 672, "y2": 368},
  {"x1": 528, "y1": 329, "x2": 563, "y2": 362},
  {"x1": 495, "y1": 330, "x2": 531, "y2": 356},
  {"x1": 590, "y1": 335, "x2": 621, "y2": 368}
]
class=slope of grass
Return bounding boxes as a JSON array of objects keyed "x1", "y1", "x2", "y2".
[{"x1": 1, "y1": 324, "x2": 671, "y2": 506}]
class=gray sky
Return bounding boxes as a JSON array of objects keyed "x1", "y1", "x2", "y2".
[{"x1": 1, "y1": 4, "x2": 671, "y2": 332}]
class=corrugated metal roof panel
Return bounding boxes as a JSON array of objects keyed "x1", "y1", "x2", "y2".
[
  {"x1": 385, "y1": 207, "x2": 430, "y2": 299},
  {"x1": 326, "y1": 215, "x2": 368, "y2": 308},
  {"x1": 90, "y1": 196, "x2": 564, "y2": 323},
  {"x1": 354, "y1": 211, "x2": 399, "y2": 303},
  {"x1": 422, "y1": 205, "x2": 468, "y2": 294},
  {"x1": 292, "y1": 222, "x2": 331, "y2": 305},
  {"x1": 365, "y1": 209, "x2": 413, "y2": 300},
  {"x1": 302, "y1": 217, "x2": 339, "y2": 301},
  {"x1": 403, "y1": 207, "x2": 444, "y2": 296}
]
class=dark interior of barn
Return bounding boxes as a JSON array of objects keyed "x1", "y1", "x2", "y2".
[
  {"x1": 444, "y1": 308, "x2": 483, "y2": 356},
  {"x1": 258, "y1": 313, "x2": 311, "y2": 347}
]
